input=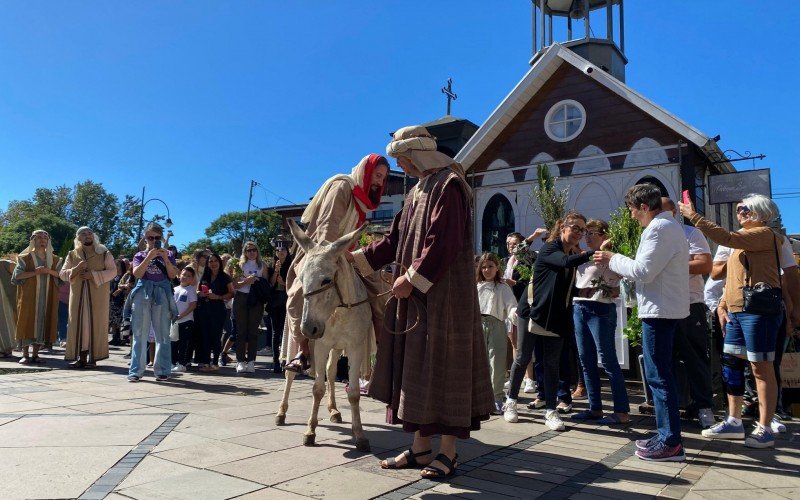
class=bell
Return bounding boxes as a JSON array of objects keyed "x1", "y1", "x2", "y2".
[{"x1": 569, "y1": 0, "x2": 586, "y2": 19}]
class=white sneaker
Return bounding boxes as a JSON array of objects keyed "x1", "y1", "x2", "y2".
[
  {"x1": 523, "y1": 378, "x2": 536, "y2": 394},
  {"x1": 236, "y1": 362, "x2": 246, "y2": 374},
  {"x1": 545, "y1": 410, "x2": 566, "y2": 431},
  {"x1": 698, "y1": 408, "x2": 715, "y2": 429},
  {"x1": 770, "y1": 416, "x2": 787, "y2": 434},
  {"x1": 246, "y1": 361, "x2": 255, "y2": 373},
  {"x1": 503, "y1": 380, "x2": 510, "y2": 391},
  {"x1": 172, "y1": 363, "x2": 186, "y2": 373},
  {"x1": 503, "y1": 399, "x2": 519, "y2": 423}
]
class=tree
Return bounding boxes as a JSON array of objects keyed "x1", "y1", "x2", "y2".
[
  {"x1": 32, "y1": 186, "x2": 72, "y2": 220},
  {"x1": 529, "y1": 164, "x2": 569, "y2": 232},
  {"x1": 205, "y1": 210, "x2": 283, "y2": 256},
  {"x1": 0, "y1": 213, "x2": 77, "y2": 257},
  {"x1": 68, "y1": 181, "x2": 120, "y2": 245},
  {"x1": 108, "y1": 194, "x2": 144, "y2": 257},
  {"x1": 181, "y1": 237, "x2": 215, "y2": 256}
]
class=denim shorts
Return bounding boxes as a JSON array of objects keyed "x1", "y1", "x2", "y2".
[{"x1": 724, "y1": 311, "x2": 781, "y2": 362}]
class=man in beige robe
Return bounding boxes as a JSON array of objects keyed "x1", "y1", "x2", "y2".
[
  {"x1": 282, "y1": 154, "x2": 389, "y2": 373},
  {"x1": 60, "y1": 227, "x2": 116, "y2": 368}
]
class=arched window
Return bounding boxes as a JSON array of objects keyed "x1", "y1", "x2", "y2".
[{"x1": 482, "y1": 194, "x2": 515, "y2": 257}]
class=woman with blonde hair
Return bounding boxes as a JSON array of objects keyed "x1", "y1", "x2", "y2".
[{"x1": 232, "y1": 242, "x2": 268, "y2": 374}]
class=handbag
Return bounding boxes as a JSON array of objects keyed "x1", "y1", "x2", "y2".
[
  {"x1": 741, "y1": 234, "x2": 783, "y2": 316},
  {"x1": 169, "y1": 321, "x2": 180, "y2": 342}
]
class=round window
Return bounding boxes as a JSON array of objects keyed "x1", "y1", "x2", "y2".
[{"x1": 544, "y1": 99, "x2": 586, "y2": 142}]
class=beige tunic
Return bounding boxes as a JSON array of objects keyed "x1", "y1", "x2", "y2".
[{"x1": 60, "y1": 247, "x2": 116, "y2": 362}]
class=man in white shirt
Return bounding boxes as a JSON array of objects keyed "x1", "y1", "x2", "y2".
[
  {"x1": 595, "y1": 184, "x2": 689, "y2": 462},
  {"x1": 663, "y1": 198, "x2": 715, "y2": 428}
]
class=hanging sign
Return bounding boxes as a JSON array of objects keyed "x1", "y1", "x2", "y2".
[{"x1": 708, "y1": 168, "x2": 771, "y2": 205}]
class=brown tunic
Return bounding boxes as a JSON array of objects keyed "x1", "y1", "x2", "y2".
[
  {"x1": 357, "y1": 167, "x2": 493, "y2": 437},
  {"x1": 15, "y1": 253, "x2": 61, "y2": 345}
]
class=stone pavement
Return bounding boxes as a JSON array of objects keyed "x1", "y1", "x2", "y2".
[{"x1": 0, "y1": 345, "x2": 798, "y2": 499}]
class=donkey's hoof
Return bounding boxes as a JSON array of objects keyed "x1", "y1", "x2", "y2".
[
  {"x1": 355, "y1": 438, "x2": 371, "y2": 452},
  {"x1": 303, "y1": 434, "x2": 316, "y2": 446},
  {"x1": 330, "y1": 412, "x2": 343, "y2": 424},
  {"x1": 275, "y1": 415, "x2": 286, "y2": 426}
]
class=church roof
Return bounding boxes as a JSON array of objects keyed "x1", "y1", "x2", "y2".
[{"x1": 455, "y1": 43, "x2": 733, "y2": 173}]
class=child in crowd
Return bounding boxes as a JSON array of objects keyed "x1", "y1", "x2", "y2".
[
  {"x1": 476, "y1": 252, "x2": 518, "y2": 415},
  {"x1": 172, "y1": 268, "x2": 197, "y2": 373}
]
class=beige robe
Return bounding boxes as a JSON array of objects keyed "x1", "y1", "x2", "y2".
[{"x1": 60, "y1": 247, "x2": 116, "y2": 362}]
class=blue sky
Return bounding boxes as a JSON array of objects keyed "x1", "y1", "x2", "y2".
[{"x1": 1, "y1": 1, "x2": 798, "y2": 248}]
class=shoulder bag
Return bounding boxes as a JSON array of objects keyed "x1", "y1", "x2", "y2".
[{"x1": 742, "y1": 234, "x2": 783, "y2": 316}]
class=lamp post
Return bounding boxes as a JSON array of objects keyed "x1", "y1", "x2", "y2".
[{"x1": 137, "y1": 187, "x2": 173, "y2": 247}]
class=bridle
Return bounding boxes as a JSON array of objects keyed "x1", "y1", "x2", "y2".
[{"x1": 302, "y1": 269, "x2": 370, "y2": 309}]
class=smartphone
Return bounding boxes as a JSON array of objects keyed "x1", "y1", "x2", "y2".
[
  {"x1": 681, "y1": 190, "x2": 691, "y2": 204},
  {"x1": 154, "y1": 240, "x2": 163, "y2": 249},
  {"x1": 200, "y1": 284, "x2": 209, "y2": 294}
]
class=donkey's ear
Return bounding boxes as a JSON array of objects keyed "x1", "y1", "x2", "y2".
[
  {"x1": 329, "y1": 223, "x2": 366, "y2": 256},
  {"x1": 287, "y1": 219, "x2": 314, "y2": 254}
]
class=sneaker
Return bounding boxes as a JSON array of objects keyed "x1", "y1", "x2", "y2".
[
  {"x1": 247, "y1": 361, "x2": 255, "y2": 373},
  {"x1": 635, "y1": 441, "x2": 685, "y2": 462},
  {"x1": 770, "y1": 416, "x2": 787, "y2": 434},
  {"x1": 127, "y1": 375, "x2": 140, "y2": 383},
  {"x1": 698, "y1": 408, "x2": 716, "y2": 429},
  {"x1": 503, "y1": 400, "x2": 519, "y2": 423},
  {"x1": 156, "y1": 375, "x2": 168, "y2": 382},
  {"x1": 545, "y1": 410, "x2": 566, "y2": 431},
  {"x1": 523, "y1": 378, "x2": 536, "y2": 394},
  {"x1": 701, "y1": 420, "x2": 745, "y2": 440},
  {"x1": 556, "y1": 402, "x2": 573, "y2": 414},
  {"x1": 635, "y1": 434, "x2": 659, "y2": 450},
  {"x1": 503, "y1": 380, "x2": 510, "y2": 391},
  {"x1": 18, "y1": 357, "x2": 30, "y2": 365},
  {"x1": 172, "y1": 363, "x2": 186, "y2": 373},
  {"x1": 527, "y1": 398, "x2": 546, "y2": 409},
  {"x1": 745, "y1": 425, "x2": 775, "y2": 448},
  {"x1": 256, "y1": 347, "x2": 270, "y2": 356},
  {"x1": 492, "y1": 401, "x2": 504, "y2": 416},
  {"x1": 146, "y1": 362, "x2": 153, "y2": 368},
  {"x1": 236, "y1": 362, "x2": 246, "y2": 374},
  {"x1": 209, "y1": 363, "x2": 219, "y2": 371}
]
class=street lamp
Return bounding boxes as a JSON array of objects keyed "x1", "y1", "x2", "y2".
[{"x1": 137, "y1": 187, "x2": 173, "y2": 246}]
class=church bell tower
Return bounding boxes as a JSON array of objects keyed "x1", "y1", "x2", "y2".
[{"x1": 530, "y1": 0, "x2": 627, "y2": 82}]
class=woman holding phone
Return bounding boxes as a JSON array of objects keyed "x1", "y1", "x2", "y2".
[
  {"x1": 233, "y1": 242, "x2": 268, "y2": 374},
  {"x1": 128, "y1": 223, "x2": 178, "y2": 382}
]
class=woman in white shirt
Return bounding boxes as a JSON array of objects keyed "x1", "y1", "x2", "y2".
[
  {"x1": 476, "y1": 252, "x2": 517, "y2": 415},
  {"x1": 232, "y1": 242, "x2": 268, "y2": 374},
  {"x1": 572, "y1": 219, "x2": 630, "y2": 424}
]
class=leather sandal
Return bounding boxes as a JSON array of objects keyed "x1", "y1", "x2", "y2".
[
  {"x1": 421, "y1": 453, "x2": 458, "y2": 479},
  {"x1": 283, "y1": 353, "x2": 309, "y2": 373},
  {"x1": 68, "y1": 360, "x2": 86, "y2": 369},
  {"x1": 381, "y1": 448, "x2": 432, "y2": 469}
]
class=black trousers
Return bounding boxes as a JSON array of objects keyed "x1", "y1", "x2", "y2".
[
  {"x1": 233, "y1": 292, "x2": 263, "y2": 362},
  {"x1": 673, "y1": 303, "x2": 713, "y2": 409},
  {"x1": 270, "y1": 305, "x2": 287, "y2": 366},
  {"x1": 508, "y1": 315, "x2": 565, "y2": 410},
  {"x1": 198, "y1": 302, "x2": 226, "y2": 365},
  {"x1": 171, "y1": 320, "x2": 194, "y2": 365}
]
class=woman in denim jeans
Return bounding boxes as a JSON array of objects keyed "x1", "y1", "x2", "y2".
[
  {"x1": 680, "y1": 194, "x2": 784, "y2": 449},
  {"x1": 571, "y1": 219, "x2": 630, "y2": 424},
  {"x1": 128, "y1": 223, "x2": 178, "y2": 382}
]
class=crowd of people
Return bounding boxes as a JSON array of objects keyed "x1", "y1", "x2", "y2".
[{"x1": 0, "y1": 124, "x2": 796, "y2": 476}]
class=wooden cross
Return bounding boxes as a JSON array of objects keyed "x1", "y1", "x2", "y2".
[{"x1": 441, "y1": 78, "x2": 457, "y2": 115}]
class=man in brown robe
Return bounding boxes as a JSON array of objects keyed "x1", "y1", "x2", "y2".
[
  {"x1": 283, "y1": 154, "x2": 389, "y2": 373},
  {"x1": 59, "y1": 227, "x2": 116, "y2": 368},
  {"x1": 12, "y1": 230, "x2": 62, "y2": 364},
  {"x1": 351, "y1": 125, "x2": 493, "y2": 479}
]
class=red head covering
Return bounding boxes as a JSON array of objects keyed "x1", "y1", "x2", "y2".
[{"x1": 351, "y1": 153, "x2": 387, "y2": 227}]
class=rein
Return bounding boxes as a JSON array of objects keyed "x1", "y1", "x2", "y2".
[
  {"x1": 302, "y1": 269, "x2": 370, "y2": 309},
  {"x1": 376, "y1": 264, "x2": 426, "y2": 336}
]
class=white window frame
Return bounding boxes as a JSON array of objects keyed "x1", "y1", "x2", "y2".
[{"x1": 544, "y1": 99, "x2": 587, "y2": 142}]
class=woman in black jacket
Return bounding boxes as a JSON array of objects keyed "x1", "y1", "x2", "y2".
[{"x1": 502, "y1": 212, "x2": 593, "y2": 431}]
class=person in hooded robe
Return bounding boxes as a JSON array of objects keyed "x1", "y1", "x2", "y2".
[
  {"x1": 282, "y1": 154, "x2": 389, "y2": 374},
  {"x1": 59, "y1": 227, "x2": 117, "y2": 368},
  {"x1": 12, "y1": 230, "x2": 63, "y2": 364},
  {"x1": 349, "y1": 125, "x2": 494, "y2": 479},
  {"x1": 0, "y1": 259, "x2": 17, "y2": 357}
]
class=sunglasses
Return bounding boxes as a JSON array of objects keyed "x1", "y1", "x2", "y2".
[
  {"x1": 567, "y1": 224, "x2": 586, "y2": 234},
  {"x1": 246, "y1": 248, "x2": 258, "y2": 253},
  {"x1": 146, "y1": 236, "x2": 162, "y2": 241},
  {"x1": 585, "y1": 231, "x2": 603, "y2": 237},
  {"x1": 736, "y1": 205, "x2": 751, "y2": 214}
]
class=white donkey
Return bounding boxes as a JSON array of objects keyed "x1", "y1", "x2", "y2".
[{"x1": 277, "y1": 219, "x2": 372, "y2": 451}]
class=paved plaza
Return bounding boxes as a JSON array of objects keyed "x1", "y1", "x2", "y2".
[{"x1": 1, "y1": 345, "x2": 798, "y2": 500}]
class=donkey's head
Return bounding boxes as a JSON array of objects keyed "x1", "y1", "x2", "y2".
[{"x1": 287, "y1": 219, "x2": 365, "y2": 340}]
